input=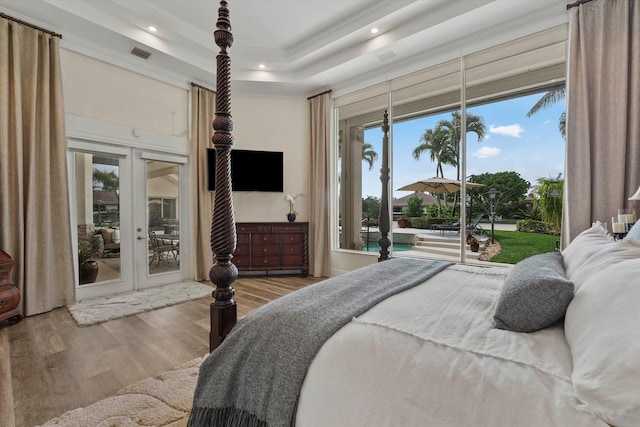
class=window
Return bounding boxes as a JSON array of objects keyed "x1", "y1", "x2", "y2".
[{"x1": 335, "y1": 26, "x2": 567, "y2": 259}]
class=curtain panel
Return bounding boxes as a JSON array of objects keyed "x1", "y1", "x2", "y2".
[
  {"x1": 309, "y1": 92, "x2": 331, "y2": 277},
  {"x1": 0, "y1": 19, "x2": 75, "y2": 315},
  {"x1": 190, "y1": 85, "x2": 216, "y2": 281},
  {"x1": 563, "y1": 0, "x2": 640, "y2": 246}
]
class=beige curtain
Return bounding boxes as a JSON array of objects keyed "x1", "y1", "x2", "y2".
[
  {"x1": 190, "y1": 85, "x2": 216, "y2": 280},
  {"x1": 563, "y1": 0, "x2": 640, "y2": 246},
  {"x1": 0, "y1": 18, "x2": 75, "y2": 315},
  {"x1": 308, "y1": 92, "x2": 331, "y2": 277}
]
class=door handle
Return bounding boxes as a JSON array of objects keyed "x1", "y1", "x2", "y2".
[{"x1": 137, "y1": 236, "x2": 147, "y2": 240}]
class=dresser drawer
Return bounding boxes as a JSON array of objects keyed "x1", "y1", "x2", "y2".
[
  {"x1": 252, "y1": 256, "x2": 280, "y2": 268},
  {"x1": 251, "y1": 245, "x2": 280, "y2": 256},
  {"x1": 233, "y1": 255, "x2": 250, "y2": 268},
  {"x1": 282, "y1": 244, "x2": 303, "y2": 255},
  {"x1": 252, "y1": 234, "x2": 280, "y2": 245},
  {"x1": 273, "y1": 224, "x2": 306, "y2": 233},
  {"x1": 237, "y1": 224, "x2": 260, "y2": 233},
  {"x1": 282, "y1": 255, "x2": 304, "y2": 267},
  {"x1": 281, "y1": 234, "x2": 304, "y2": 244},
  {"x1": 234, "y1": 244, "x2": 250, "y2": 256}
]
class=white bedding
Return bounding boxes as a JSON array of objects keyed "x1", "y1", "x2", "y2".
[{"x1": 296, "y1": 264, "x2": 609, "y2": 427}]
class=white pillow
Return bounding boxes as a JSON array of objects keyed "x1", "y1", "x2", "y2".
[
  {"x1": 562, "y1": 223, "x2": 614, "y2": 282},
  {"x1": 568, "y1": 239, "x2": 640, "y2": 289},
  {"x1": 564, "y1": 258, "x2": 640, "y2": 427}
]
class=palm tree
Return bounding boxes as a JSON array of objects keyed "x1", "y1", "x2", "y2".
[
  {"x1": 439, "y1": 111, "x2": 486, "y2": 181},
  {"x1": 362, "y1": 142, "x2": 378, "y2": 170},
  {"x1": 527, "y1": 86, "x2": 566, "y2": 139},
  {"x1": 413, "y1": 111, "x2": 486, "y2": 212},
  {"x1": 413, "y1": 127, "x2": 455, "y2": 178},
  {"x1": 93, "y1": 169, "x2": 119, "y2": 200},
  {"x1": 532, "y1": 174, "x2": 564, "y2": 231}
]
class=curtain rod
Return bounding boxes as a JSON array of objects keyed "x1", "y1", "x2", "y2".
[
  {"x1": 307, "y1": 89, "x2": 332, "y2": 100},
  {"x1": 190, "y1": 82, "x2": 216, "y2": 93},
  {"x1": 567, "y1": 0, "x2": 596, "y2": 10},
  {"x1": 0, "y1": 13, "x2": 62, "y2": 38}
]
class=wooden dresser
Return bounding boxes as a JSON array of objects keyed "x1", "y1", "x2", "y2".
[
  {"x1": 0, "y1": 250, "x2": 22, "y2": 325},
  {"x1": 234, "y1": 222, "x2": 309, "y2": 276}
]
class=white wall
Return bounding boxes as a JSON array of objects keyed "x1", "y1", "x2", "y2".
[
  {"x1": 60, "y1": 49, "x2": 189, "y2": 139},
  {"x1": 231, "y1": 96, "x2": 309, "y2": 223}
]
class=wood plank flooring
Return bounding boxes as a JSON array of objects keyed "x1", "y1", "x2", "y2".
[{"x1": 1, "y1": 275, "x2": 323, "y2": 427}]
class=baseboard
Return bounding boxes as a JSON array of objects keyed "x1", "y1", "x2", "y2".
[{"x1": 0, "y1": 327, "x2": 16, "y2": 427}]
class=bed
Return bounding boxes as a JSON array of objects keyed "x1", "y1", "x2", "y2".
[{"x1": 192, "y1": 2, "x2": 640, "y2": 426}]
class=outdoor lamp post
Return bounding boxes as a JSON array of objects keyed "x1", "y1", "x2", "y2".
[{"x1": 487, "y1": 188, "x2": 500, "y2": 244}]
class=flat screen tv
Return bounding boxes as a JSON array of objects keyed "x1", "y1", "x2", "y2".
[{"x1": 207, "y1": 148, "x2": 284, "y2": 192}]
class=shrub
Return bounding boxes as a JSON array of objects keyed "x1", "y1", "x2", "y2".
[
  {"x1": 402, "y1": 195, "x2": 424, "y2": 218},
  {"x1": 516, "y1": 219, "x2": 553, "y2": 233},
  {"x1": 407, "y1": 217, "x2": 431, "y2": 229}
]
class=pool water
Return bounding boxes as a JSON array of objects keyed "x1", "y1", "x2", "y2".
[{"x1": 365, "y1": 243, "x2": 412, "y2": 252}]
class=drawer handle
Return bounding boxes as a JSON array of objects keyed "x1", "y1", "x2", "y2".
[
  {"x1": 0, "y1": 299, "x2": 8, "y2": 307},
  {"x1": 263, "y1": 248, "x2": 268, "y2": 253},
  {"x1": 263, "y1": 259, "x2": 269, "y2": 264}
]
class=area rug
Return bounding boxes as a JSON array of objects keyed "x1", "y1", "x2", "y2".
[
  {"x1": 38, "y1": 355, "x2": 206, "y2": 427},
  {"x1": 67, "y1": 281, "x2": 213, "y2": 326}
]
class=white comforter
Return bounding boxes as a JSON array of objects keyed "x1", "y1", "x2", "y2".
[{"x1": 296, "y1": 264, "x2": 609, "y2": 427}]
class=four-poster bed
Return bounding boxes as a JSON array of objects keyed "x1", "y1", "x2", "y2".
[{"x1": 193, "y1": 2, "x2": 640, "y2": 426}]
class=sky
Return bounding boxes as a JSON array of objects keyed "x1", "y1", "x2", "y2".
[{"x1": 361, "y1": 92, "x2": 566, "y2": 199}]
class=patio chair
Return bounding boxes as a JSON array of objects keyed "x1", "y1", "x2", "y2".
[
  {"x1": 148, "y1": 231, "x2": 177, "y2": 266},
  {"x1": 436, "y1": 214, "x2": 484, "y2": 235}
]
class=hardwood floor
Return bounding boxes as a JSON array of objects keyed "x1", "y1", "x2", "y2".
[{"x1": 1, "y1": 275, "x2": 323, "y2": 427}]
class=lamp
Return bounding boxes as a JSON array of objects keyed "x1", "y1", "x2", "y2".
[
  {"x1": 487, "y1": 189, "x2": 500, "y2": 244},
  {"x1": 629, "y1": 185, "x2": 640, "y2": 201}
]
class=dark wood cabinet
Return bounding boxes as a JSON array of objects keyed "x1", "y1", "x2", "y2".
[
  {"x1": 0, "y1": 250, "x2": 23, "y2": 324},
  {"x1": 234, "y1": 222, "x2": 308, "y2": 276}
]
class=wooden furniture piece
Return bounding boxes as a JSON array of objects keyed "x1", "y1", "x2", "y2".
[
  {"x1": 235, "y1": 222, "x2": 308, "y2": 276},
  {"x1": 0, "y1": 250, "x2": 22, "y2": 324},
  {"x1": 208, "y1": 0, "x2": 238, "y2": 352}
]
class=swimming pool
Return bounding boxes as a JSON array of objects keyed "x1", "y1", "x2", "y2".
[{"x1": 364, "y1": 243, "x2": 412, "y2": 252}]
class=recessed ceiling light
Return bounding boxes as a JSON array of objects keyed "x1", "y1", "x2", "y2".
[
  {"x1": 148, "y1": 26, "x2": 157, "y2": 33},
  {"x1": 371, "y1": 28, "x2": 379, "y2": 34},
  {"x1": 258, "y1": 64, "x2": 266, "y2": 69}
]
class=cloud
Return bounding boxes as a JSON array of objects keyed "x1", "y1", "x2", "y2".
[
  {"x1": 473, "y1": 146, "x2": 501, "y2": 159},
  {"x1": 489, "y1": 123, "x2": 524, "y2": 138}
]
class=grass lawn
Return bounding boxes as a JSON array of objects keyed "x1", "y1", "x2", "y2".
[{"x1": 489, "y1": 230, "x2": 559, "y2": 264}]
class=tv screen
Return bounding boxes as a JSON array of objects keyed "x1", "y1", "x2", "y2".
[{"x1": 207, "y1": 148, "x2": 284, "y2": 192}]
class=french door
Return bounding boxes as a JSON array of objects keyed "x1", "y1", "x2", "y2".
[{"x1": 69, "y1": 141, "x2": 189, "y2": 301}]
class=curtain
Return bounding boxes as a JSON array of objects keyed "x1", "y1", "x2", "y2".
[
  {"x1": 0, "y1": 18, "x2": 75, "y2": 315},
  {"x1": 308, "y1": 92, "x2": 331, "y2": 277},
  {"x1": 190, "y1": 85, "x2": 216, "y2": 280},
  {"x1": 563, "y1": 0, "x2": 640, "y2": 246}
]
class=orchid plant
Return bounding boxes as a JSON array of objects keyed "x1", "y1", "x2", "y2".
[{"x1": 284, "y1": 193, "x2": 304, "y2": 214}]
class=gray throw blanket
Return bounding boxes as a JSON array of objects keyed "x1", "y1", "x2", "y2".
[{"x1": 188, "y1": 258, "x2": 453, "y2": 427}]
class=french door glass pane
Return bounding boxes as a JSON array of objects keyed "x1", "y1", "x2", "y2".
[
  {"x1": 74, "y1": 152, "x2": 121, "y2": 284},
  {"x1": 146, "y1": 160, "x2": 180, "y2": 274}
]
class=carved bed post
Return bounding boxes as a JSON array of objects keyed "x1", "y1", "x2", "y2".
[
  {"x1": 209, "y1": 0, "x2": 238, "y2": 352},
  {"x1": 378, "y1": 110, "x2": 391, "y2": 261}
]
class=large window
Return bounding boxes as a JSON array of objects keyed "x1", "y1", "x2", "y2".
[{"x1": 335, "y1": 26, "x2": 567, "y2": 259}]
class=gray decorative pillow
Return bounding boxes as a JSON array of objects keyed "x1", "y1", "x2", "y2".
[
  {"x1": 624, "y1": 220, "x2": 640, "y2": 243},
  {"x1": 494, "y1": 251, "x2": 574, "y2": 333}
]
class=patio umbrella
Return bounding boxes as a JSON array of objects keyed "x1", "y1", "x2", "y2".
[{"x1": 397, "y1": 177, "x2": 484, "y2": 194}]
